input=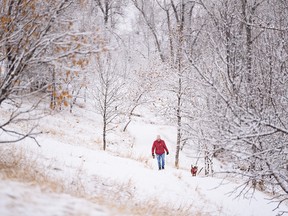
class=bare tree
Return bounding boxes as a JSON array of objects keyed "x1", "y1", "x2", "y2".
[
  {"x1": 122, "y1": 64, "x2": 162, "y2": 132},
  {"x1": 0, "y1": 0, "x2": 102, "y2": 144},
  {"x1": 191, "y1": 0, "x2": 288, "y2": 206},
  {"x1": 94, "y1": 0, "x2": 127, "y2": 28},
  {"x1": 92, "y1": 52, "x2": 125, "y2": 150}
]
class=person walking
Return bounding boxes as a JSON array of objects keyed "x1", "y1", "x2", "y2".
[{"x1": 152, "y1": 135, "x2": 169, "y2": 170}]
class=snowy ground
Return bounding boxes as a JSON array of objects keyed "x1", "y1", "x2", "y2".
[
  {"x1": 1, "y1": 103, "x2": 288, "y2": 216},
  {"x1": 0, "y1": 180, "x2": 107, "y2": 216}
]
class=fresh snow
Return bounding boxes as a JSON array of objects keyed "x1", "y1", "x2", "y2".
[
  {"x1": 0, "y1": 103, "x2": 287, "y2": 216},
  {"x1": 0, "y1": 180, "x2": 107, "y2": 216}
]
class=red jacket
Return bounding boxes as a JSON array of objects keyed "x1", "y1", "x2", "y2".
[{"x1": 152, "y1": 139, "x2": 169, "y2": 155}]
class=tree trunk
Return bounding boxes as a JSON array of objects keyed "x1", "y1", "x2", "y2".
[
  {"x1": 103, "y1": 115, "x2": 107, "y2": 151},
  {"x1": 174, "y1": 0, "x2": 185, "y2": 168},
  {"x1": 175, "y1": 78, "x2": 182, "y2": 168},
  {"x1": 50, "y1": 68, "x2": 56, "y2": 109}
]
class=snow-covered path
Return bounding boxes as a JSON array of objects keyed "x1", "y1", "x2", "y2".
[{"x1": 1, "y1": 106, "x2": 288, "y2": 216}]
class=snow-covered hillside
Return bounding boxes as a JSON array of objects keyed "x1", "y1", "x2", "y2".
[{"x1": 0, "y1": 103, "x2": 287, "y2": 216}]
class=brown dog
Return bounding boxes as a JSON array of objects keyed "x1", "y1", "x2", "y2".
[{"x1": 191, "y1": 165, "x2": 198, "y2": 176}]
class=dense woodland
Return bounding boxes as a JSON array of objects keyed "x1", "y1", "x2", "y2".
[{"x1": 1, "y1": 0, "x2": 288, "y2": 206}]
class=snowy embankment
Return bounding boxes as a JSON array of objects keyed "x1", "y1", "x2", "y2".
[{"x1": 0, "y1": 104, "x2": 287, "y2": 216}]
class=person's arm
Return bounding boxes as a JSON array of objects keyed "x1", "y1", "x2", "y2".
[
  {"x1": 152, "y1": 142, "x2": 155, "y2": 158},
  {"x1": 163, "y1": 141, "x2": 169, "y2": 155}
]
